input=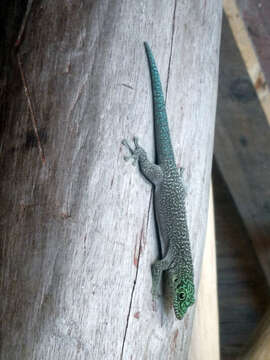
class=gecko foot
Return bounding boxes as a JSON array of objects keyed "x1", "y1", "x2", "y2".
[{"x1": 121, "y1": 137, "x2": 141, "y2": 166}]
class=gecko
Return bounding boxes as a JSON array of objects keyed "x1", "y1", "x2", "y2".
[{"x1": 122, "y1": 43, "x2": 195, "y2": 320}]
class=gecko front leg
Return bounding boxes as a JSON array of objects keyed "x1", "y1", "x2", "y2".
[{"x1": 122, "y1": 137, "x2": 163, "y2": 185}]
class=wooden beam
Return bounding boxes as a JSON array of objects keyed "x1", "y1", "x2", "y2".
[
  {"x1": 218, "y1": 3, "x2": 270, "y2": 356},
  {"x1": 189, "y1": 185, "x2": 220, "y2": 360},
  {"x1": 215, "y1": 12, "x2": 270, "y2": 285},
  {"x1": 223, "y1": 0, "x2": 270, "y2": 125},
  {"x1": 0, "y1": 0, "x2": 222, "y2": 358}
]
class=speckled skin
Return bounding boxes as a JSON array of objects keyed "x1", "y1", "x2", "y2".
[{"x1": 122, "y1": 43, "x2": 195, "y2": 319}]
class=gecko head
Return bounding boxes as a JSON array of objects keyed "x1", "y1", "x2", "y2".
[{"x1": 172, "y1": 276, "x2": 195, "y2": 320}]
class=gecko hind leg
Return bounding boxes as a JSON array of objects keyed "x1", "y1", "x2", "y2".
[{"x1": 151, "y1": 258, "x2": 170, "y2": 298}]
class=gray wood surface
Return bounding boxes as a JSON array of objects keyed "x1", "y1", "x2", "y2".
[{"x1": 0, "y1": 0, "x2": 222, "y2": 359}]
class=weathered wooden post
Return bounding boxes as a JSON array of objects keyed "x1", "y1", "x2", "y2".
[{"x1": 0, "y1": 1, "x2": 222, "y2": 358}]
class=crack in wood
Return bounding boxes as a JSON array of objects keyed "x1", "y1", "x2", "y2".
[
  {"x1": 120, "y1": 193, "x2": 152, "y2": 359},
  {"x1": 165, "y1": 0, "x2": 177, "y2": 103}
]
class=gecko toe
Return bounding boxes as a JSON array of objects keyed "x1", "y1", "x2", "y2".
[{"x1": 133, "y1": 136, "x2": 139, "y2": 147}]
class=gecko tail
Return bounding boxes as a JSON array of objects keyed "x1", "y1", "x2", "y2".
[{"x1": 144, "y1": 42, "x2": 174, "y2": 164}]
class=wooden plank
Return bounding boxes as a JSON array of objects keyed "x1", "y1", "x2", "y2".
[
  {"x1": 236, "y1": 0, "x2": 270, "y2": 88},
  {"x1": 222, "y1": 4, "x2": 270, "y2": 356},
  {"x1": 223, "y1": 0, "x2": 270, "y2": 125},
  {"x1": 213, "y1": 161, "x2": 268, "y2": 359},
  {"x1": 0, "y1": 0, "x2": 222, "y2": 359},
  {"x1": 215, "y1": 13, "x2": 270, "y2": 285},
  {"x1": 189, "y1": 185, "x2": 220, "y2": 360}
]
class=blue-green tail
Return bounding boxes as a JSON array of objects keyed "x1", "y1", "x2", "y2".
[{"x1": 144, "y1": 42, "x2": 175, "y2": 164}]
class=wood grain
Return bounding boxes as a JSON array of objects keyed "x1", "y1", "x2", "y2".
[{"x1": 0, "y1": 0, "x2": 222, "y2": 359}]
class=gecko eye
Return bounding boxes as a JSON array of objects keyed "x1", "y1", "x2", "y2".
[{"x1": 179, "y1": 292, "x2": 185, "y2": 300}]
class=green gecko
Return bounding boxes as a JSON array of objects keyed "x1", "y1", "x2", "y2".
[{"x1": 122, "y1": 43, "x2": 195, "y2": 320}]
